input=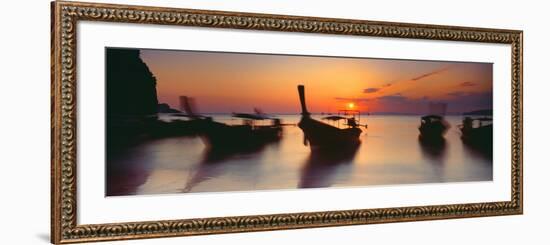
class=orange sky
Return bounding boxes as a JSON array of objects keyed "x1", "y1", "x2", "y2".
[{"x1": 140, "y1": 49, "x2": 492, "y2": 115}]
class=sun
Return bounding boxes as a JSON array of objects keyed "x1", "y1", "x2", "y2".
[{"x1": 347, "y1": 102, "x2": 355, "y2": 109}]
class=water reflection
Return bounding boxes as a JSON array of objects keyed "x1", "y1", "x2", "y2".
[
  {"x1": 418, "y1": 136, "x2": 447, "y2": 161},
  {"x1": 417, "y1": 136, "x2": 448, "y2": 182},
  {"x1": 106, "y1": 144, "x2": 153, "y2": 196},
  {"x1": 106, "y1": 115, "x2": 493, "y2": 196},
  {"x1": 298, "y1": 145, "x2": 360, "y2": 188},
  {"x1": 181, "y1": 142, "x2": 278, "y2": 193},
  {"x1": 461, "y1": 141, "x2": 493, "y2": 162}
]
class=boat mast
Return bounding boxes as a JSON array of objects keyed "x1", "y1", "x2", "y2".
[{"x1": 298, "y1": 85, "x2": 310, "y2": 117}]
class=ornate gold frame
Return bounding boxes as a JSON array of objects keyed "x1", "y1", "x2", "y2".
[{"x1": 51, "y1": 0, "x2": 523, "y2": 244}]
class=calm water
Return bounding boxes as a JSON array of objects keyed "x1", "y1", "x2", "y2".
[{"x1": 106, "y1": 115, "x2": 492, "y2": 196}]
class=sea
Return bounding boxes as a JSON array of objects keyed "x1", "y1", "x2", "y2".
[{"x1": 106, "y1": 114, "x2": 492, "y2": 196}]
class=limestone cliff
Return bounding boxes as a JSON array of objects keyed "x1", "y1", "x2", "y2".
[{"x1": 106, "y1": 48, "x2": 158, "y2": 116}]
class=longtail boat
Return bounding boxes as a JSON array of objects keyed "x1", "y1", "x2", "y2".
[
  {"x1": 199, "y1": 112, "x2": 282, "y2": 149},
  {"x1": 418, "y1": 115, "x2": 449, "y2": 142},
  {"x1": 179, "y1": 96, "x2": 283, "y2": 150},
  {"x1": 459, "y1": 116, "x2": 493, "y2": 153},
  {"x1": 297, "y1": 85, "x2": 362, "y2": 149},
  {"x1": 418, "y1": 101, "x2": 450, "y2": 142}
]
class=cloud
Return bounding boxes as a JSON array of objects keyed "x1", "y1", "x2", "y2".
[
  {"x1": 332, "y1": 80, "x2": 491, "y2": 114},
  {"x1": 334, "y1": 97, "x2": 370, "y2": 102},
  {"x1": 345, "y1": 91, "x2": 491, "y2": 115},
  {"x1": 363, "y1": 82, "x2": 393, "y2": 94},
  {"x1": 447, "y1": 91, "x2": 473, "y2": 97},
  {"x1": 363, "y1": 88, "x2": 380, "y2": 93},
  {"x1": 459, "y1": 81, "x2": 476, "y2": 87},
  {"x1": 446, "y1": 91, "x2": 493, "y2": 112},
  {"x1": 377, "y1": 94, "x2": 408, "y2": 102},
  {"x1": 411, "y1": 66, "x2": 451, "y2": 81}
]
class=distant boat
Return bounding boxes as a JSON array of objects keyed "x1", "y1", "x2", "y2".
[
  {"x1": 200, "y1": 112, "x2": 282, "y2": 149},
  {"x1": 418, "y1": 101, "x2": 449, "y2": 142},
  {"x1": 297, "y1": 85, "x2": 362, "y2": 149},
  {"x1": 179, "y1": 97, "x2": 283, "y2": 150},
  {"x1": 151, "y1": 97, "x2": 208, "y2": 138},
  {"x1": 459, "y1": 116, "x2": 493, "y2": 152},
  {"x1": 418, "y1": 115, "x2": 449, "y2": 141}
]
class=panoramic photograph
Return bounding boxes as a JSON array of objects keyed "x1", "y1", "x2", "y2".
[{"x1": 105, "y1": 47, "x2": 493, "y2": 196}]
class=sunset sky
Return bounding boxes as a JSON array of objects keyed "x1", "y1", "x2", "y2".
[{"x1": 140, "y1": 49, "x2": 492, "y2": 115}]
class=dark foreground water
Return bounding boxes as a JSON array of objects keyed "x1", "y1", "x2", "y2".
[{"x1": 106, "y1": 115, "x2": 492, "y2": 196}]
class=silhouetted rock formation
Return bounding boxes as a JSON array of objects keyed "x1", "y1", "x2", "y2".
[
  {"x1": 106, "y1": 48, "x2": 159, "y2": 154},
  {"x1": 106, "y1": 48, "x2": 158, "y2": 116}
]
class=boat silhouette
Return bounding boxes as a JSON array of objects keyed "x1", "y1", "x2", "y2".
[
  {"x1": 297, "y1": 85, "x2": 362, "y2": 149},
  {"x1": 180, "y1": 96, "x2": 283, "y2": 150},
  {"x1": 199, "y1": 113, "x2": 282, "y2": 150},
  {"x1": 418, "y1": 102, "x2": 449, "y2": 142},
  {"x1": 459, "y1": 116, "x2": 493, "y2": 155},
  {"x1": 418, "y1": 115, "x2": 449, "y2": 143}
]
